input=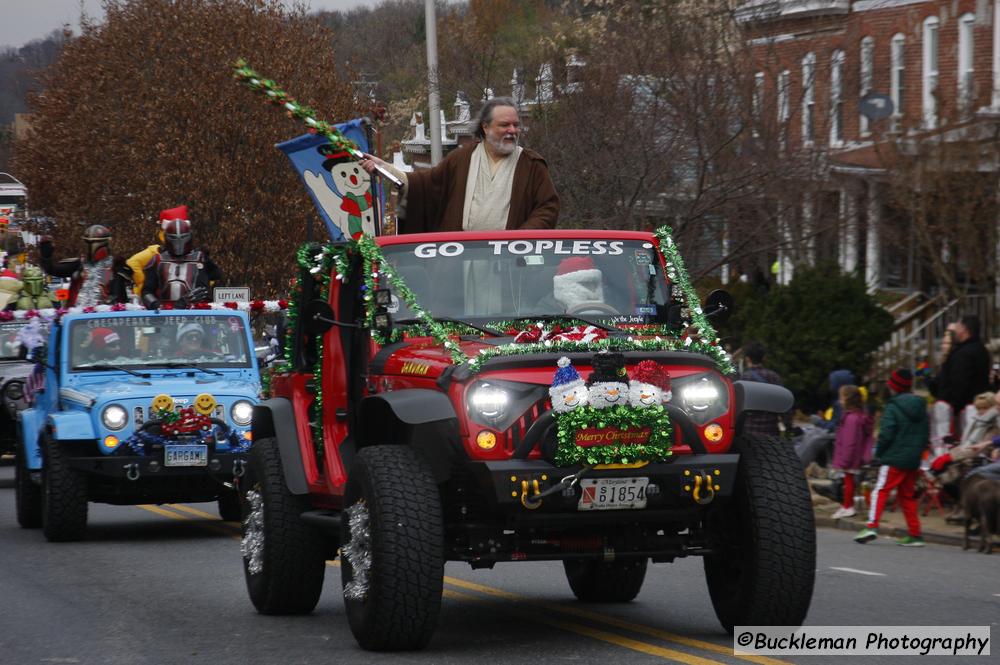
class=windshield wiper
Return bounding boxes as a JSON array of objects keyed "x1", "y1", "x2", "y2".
[
  {"x1": 395, "y1": 317, "x2": 502, "y2": 337},
  {"x1": 80, "y1": 363, "x2": 151, "y2": 378},
  {"x1": 158, "y1": 362, "x2": 224, "y2": 376},
  {"x1": 509, "y1": 314, "x2": 621, "y2": 332}
]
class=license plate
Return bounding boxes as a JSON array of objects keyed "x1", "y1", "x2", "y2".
[
  {"x1": 164, "y1": 444, "x2": 208, "y2": 467},
  {"x1": 578, "y1": 477, "x2": 649, "y2": 511}
]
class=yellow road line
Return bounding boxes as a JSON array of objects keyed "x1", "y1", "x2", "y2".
[
  {"x1": 137, "y1": 504, "x2": 189, "y2": 520},
  {"x1": 137, "y1": 504, "x2": 787, "y2": 665},
  {"x1": 443, "y1": 576, "x2": 792, "y2": 665},
  {"x1": 444, "y1": 589, "x2": 724, "y2": 665},
  {"x1": 167, "y1": 504, "x2": 220, "y2": 520}
]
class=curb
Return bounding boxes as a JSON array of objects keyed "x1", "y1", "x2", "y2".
[{"x1": 815, "y1": 514, "x2": 966, "y2": 548}]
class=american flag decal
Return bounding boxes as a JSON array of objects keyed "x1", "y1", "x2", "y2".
[{"x1": 25, "y1": 363, "x2": 45, "y2": 405}]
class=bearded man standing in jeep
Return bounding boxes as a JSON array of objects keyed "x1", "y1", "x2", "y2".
[{"x1": 359, "y1": 97, "x2": 559, "y2": 232}]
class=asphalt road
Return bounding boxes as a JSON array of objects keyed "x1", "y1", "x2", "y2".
[{"x1": 0, "y1": 462, "x2": 997, "y2": 665}]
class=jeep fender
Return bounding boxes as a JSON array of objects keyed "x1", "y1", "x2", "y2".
[
  {"x1": 47, "y1": 411, "x2": 96, "y2": 442},
  {"x1": 733, "y1": 380, "x2": 794, "y2": 435},
  {"x1": 18, "y1": 407, "x2": 45, "y2": 470},
  {"x1": 252, "y1": 398, "x2": 309, "y2": 495},
  {"x1": 356, "y1": 390, "x2": 461, "y2": 483}
]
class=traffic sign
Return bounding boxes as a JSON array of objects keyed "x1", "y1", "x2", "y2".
[{"x1": 213, "y1": 286, "x2": 251, "y2": 303}]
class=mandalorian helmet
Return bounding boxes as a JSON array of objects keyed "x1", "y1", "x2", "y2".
[
  {"x1": 162, "y1": 218, "x2": 193, "y2": 257},
  {"x1": 83, "y1": 225, "x2": 112, "y2": 263}
]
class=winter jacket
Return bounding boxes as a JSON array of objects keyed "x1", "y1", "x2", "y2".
[
  {"x1": 929, "y1": 338, "x2": 991, "y2": 412},
  {"x1": 832, "y1": 409, "x2": 873, "y2": 470},
  {"x1": 959, "y1": 407, "x2": 999, "y2": 448},
  {"x1": 875, "y1": 393, "x2": 930, "y2": 470}
]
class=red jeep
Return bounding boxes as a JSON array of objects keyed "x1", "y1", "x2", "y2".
[{"x1": 242, "y1": 229, "x2": 815, "y2": 650}]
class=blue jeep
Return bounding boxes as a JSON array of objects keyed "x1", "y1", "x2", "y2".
[{"x1": 15, "y1": 309, "x2": 260, "y2": 541}]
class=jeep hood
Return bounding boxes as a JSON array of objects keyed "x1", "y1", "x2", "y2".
[{"x1": 64, "y1": 375, "x2": 260, "y2": 401}]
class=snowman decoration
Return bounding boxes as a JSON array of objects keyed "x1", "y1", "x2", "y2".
[
  {"x1": 628, "y1": 359, "x2": 672, "y2": 408},
  {"x1": 303, "y1": 146, "x2": 376, "y2": 239},
  {"x1": 586, "y1": 352, "x2": 630, "y2": 410},
  {"x1": 548, "y1": 356, "x2": 589, "y2": 413}
]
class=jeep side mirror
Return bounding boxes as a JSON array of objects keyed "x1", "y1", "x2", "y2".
[
  {"x1": 703, "y1": 290, "x2": 734, "y2": 323},
  {"x1": 301, "y1": 299, "x2": 336, "y2": 336}
]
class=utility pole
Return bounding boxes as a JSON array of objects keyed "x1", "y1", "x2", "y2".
[{"x1": 424, "y1": 0, "x2": 443, "y2": 165}]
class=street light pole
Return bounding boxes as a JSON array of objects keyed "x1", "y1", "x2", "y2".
[{"x1": 424, "y1": 0, "x2": 443, "y2": 165}]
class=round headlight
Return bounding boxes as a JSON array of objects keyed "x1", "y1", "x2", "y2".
[
  {"x1": 469, "y1": 383, "x2": 510, "y2": 424},
  {"x1": 102, "y1": 404, "x2": 129, "y2": 431},
  {"x1": 230, "y1": 400, "x2": 253, "y2": 426},
  {"x1": 681, "y1": 379, "x2": 719, "y2": 412},
  {"x1": 5, "y1": 381, "x2": 24, "y2": 401}
]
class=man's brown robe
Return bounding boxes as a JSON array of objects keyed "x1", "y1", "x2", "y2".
[{"x1": 400, "y1": 142, "x2": 559, "y2": 233}]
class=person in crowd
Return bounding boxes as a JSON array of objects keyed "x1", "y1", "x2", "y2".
[
  {"x1": 738, "y1": 341, "x2": 794, "y2": 439},
  {"x1": 931, "y1": 390, "x2": 1000, "y2": 520},
  {"x1": 359, "y1": 97, "x2": 559, "y2": 232},
  {"x1": 39, "y1": 225, "x2": 131, "y2": 306},
  {"x1": 927, "y1": 315, "x2": 991, "y2": 436},
  {"x1": 855, "y1": 369, "x2": 929, "y2": 547},
  {"x1": 831, "y1": 385, "x2": 873, "y2": 520},
  {"x1": 814, "y1": 368, "x2": 857, "y2": 433}
]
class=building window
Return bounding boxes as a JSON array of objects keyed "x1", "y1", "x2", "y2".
[
  {"x1": 891, "y1": 33, "x2": 905, "y2": 131},
  {"x1": 923, "y1": 16, "x2": 939, "y2": 128},
  {"x1": 753, "y1": 72, "x2": 765, "y2": 135},
  {"x1": 802, "y1": 52, "x2": 816, "y2": 144},
  {"x1": 859, "y1": 36, "x2": 874, "y2": 136},
  {"x1": 830, "y1": 49, "x2": 844, "y2": 146},
  {"x1": 958, "y1": 13, "x2": 975, "y2": 113}
]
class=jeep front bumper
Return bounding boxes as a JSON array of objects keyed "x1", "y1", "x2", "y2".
[{"x1": 67, "y1": 452, "x2": 248, "y2": 479}]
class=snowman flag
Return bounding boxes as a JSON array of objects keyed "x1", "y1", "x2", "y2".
[{"x1": 276, "y1": 119, "x2": 385, "y2": 241}]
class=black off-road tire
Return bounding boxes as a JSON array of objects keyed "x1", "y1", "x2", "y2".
[
  {"x1": 564, "y1": 557, "x2": 648, "y2": 602},
  {"x1": 217, "y1": 489, "x2": 241, "y2": 521},
  {"x1": 342, "y1": 445, "x2": 444, "y2": 651},
  {"x1": 41, "y1": 434, "x2": 89, "y2": 542},
  {"x1": 703, "y1": 434, "x2": 816, "y2": 632},
  {"x1": 15, "y1": 442, "x2": 42, "y2": 529},
  {"x1": 242, "y1": 437, "x2": 326, "y2": 614}
]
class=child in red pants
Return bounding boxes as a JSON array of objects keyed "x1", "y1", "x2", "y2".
[
  {"x1": 831, "y1": 384, "x2": 873, "y2": 519},
  {"x1": 855, "y1": 369, "x2": 929, "y2": 546}
]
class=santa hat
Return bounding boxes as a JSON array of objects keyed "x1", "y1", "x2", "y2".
[
  {"x1": 587, "y1": 351, "x2": 628, "y2": 386},
  {"x1": 159, "y1": 205, "x2": 189, "y2": 225},
  {"x1": 90, "y1": 328, "x2": 120, "y2": 350},
  {"x1": 553, "y1": 257, "x2": 603, "y2": 310},
  {"x1": 631, "y1": 360, "x2": 671, "y2": 393},
  {"x1": 550, "y1": 356, "x2": 586, "y2": 398},
  {"x1": 887, "y1": 368, "x2": 913, "y2": 393}
]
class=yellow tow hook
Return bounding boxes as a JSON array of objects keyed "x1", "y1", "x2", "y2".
[
  {"x1": 692, "y1": 472, "x2": 716, "y2": 505},
  {"x1": 521, "y1": 479, "x2": 542, "y2": 510}
]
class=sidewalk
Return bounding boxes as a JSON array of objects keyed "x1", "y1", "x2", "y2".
[{"x1": 809, "y1": 479, "x2": 968, "y2": 547}]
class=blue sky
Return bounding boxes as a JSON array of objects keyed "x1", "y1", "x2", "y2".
[{"x1": 1, "y1": 0, "x2": 383, "y2": 50}]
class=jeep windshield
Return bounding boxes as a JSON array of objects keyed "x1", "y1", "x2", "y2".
[
  {"x1": 378, "y1": 238, "x2": 673, "y2": 326},
  {"x1": 0, "y1": 321, "x2": 27, "y2": 360},
  {"x1": 69, "y1": 315, "x2": 252, "y2": 370}
]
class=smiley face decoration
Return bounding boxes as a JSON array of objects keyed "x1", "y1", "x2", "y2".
[
  {"x1": 628, "y1": 360, "x2": 672, "y2": 408},
  {"x1": 586, "y1": 352, "x2": 630, "y2": 410},
  {"x1": 549, "y1": 356, "x2": 589, "y2": 413}
]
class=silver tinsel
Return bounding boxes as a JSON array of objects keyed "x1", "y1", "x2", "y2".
[
  {"x1": 76, "y1": 256, "x2": 114, "y2": 307},
  {"x1": 341, "y1": 500, "x2": 372, "y2": 601},
  {"x1": 240, "y1": 490, "x2": 265, "y2": 575}
]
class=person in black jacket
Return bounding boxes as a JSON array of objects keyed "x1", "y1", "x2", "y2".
[{"x1": 928, "y1": 315, "x2": 991, "y2": 432}]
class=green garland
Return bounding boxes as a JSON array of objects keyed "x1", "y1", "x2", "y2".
[
  {"x1": 233, "y1": 59, "x2": 362, "y2": 157},
  {"x1": 554, "y1": 404, "x2": 674, "y2": 466}
]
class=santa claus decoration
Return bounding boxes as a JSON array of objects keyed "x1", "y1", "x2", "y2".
[
  {"x1": 553, "y1": 257, "x2": 604, "y2": 311},
  {"x1": 549, "y1": 356, "x2": 589, "y2": 413},
  {"x1": 628, "y1": 359, "x2": 672, "y2": 408},
  {"x1": 586, "y1": 351, "x2": 629, "y2": 409}
]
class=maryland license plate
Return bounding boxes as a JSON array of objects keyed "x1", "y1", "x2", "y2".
[
  {"x1": 578, "y1": 477, "x2": 649, "y2": 511},
  {"x1": 164, "y1": 444, "x2": 208, "y2": 467}
]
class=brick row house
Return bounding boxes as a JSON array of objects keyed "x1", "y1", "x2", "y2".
[{"x1": 738, "y1": 0, "x2": 1000, "y2": 306}]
